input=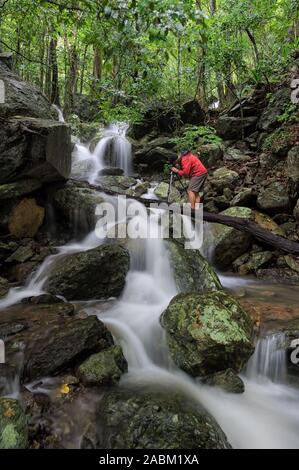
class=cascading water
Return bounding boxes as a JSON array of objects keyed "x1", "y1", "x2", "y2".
[
  {"x1": 52, "y1": 104, "x2": 65, "y2": 123},
  {"x1": 71, "y1": 122, "x2": 132, "y2": 185},
  {"x1": 1, "y1": 133, "x2": 299, "y2": 449}
]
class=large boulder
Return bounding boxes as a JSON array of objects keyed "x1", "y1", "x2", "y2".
[
  {"x1": 134, "y1": 146, "x2": 177, "y2": 171},
  {"x1": 257, "y1": 182, "x2": 292, "y2": 214},
  {"x1": 8, "y1": 198, "x2": 45, "y2": 238},
  {"x1": 198, "y1": 143, "x2": 224, "y2": 168},
  {"x1": 45, "y1": 244, "x2": 130, "y2": 301},
  {"x1": 154, "y1": 182, "x2": 181, "y2": 202},
  {"x1": 0, "y1": 179, "x2": 41, "y2": 200},
  {"x1": 77, "y1": 346, "x2": 128, "y2": 386},
  {"x1": 0, "y1": 398, "x2": 28, "y2": 449},
  {"x1": 0, "y1": 60, "x2": 52, "y2": 119},
  {"x1": 54, "y1": 181, "x2": 105, "y2": 230},
  {"x1": 208, "y1": 207, "x2": 284, "y2": 269},
  {"x1": 161, "y1": 291, "x2": 254, "y2": 377},
  {"x1": 0, "y1": 302, "x2": 113, "y2": 382},
  {"x1": 287, "y1": 146, "x2": 299, "y2": 199},
  {"x1": 217, "y1": 116, "x2": 258, "y2": 140},
  {"x1": 166, "y1": 239, "x2": 222, "y2": 293},
  {"x1": 96, "y1": 388, "x2": 231, "y2": 449},
  {"x1": 0, "y1": 117, "x2": 72, "y2": 184},
  {"x1": 210, "y1": 167, "x2": 240, "y2": 192}
]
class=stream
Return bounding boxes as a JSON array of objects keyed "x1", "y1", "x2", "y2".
[{"x1": 1, "y1": 123, "x2": 299, "y2": 449}]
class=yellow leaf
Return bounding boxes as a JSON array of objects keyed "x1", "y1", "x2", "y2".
[{"x1": 59, "y1": 384, "x2": 70, "y2": 395}]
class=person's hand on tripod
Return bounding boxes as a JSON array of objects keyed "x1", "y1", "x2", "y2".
[{"x1": 171, "y1": 167, "x2": 179, "y2": 174}]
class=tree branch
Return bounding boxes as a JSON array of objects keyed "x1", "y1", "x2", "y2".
[{"x1": 0, "y1": 39, "x2": 47, "y2": 66}]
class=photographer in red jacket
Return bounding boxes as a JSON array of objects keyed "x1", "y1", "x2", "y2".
[{"x1": 171, "y1": 150, "x2": 208, "y2": 209}]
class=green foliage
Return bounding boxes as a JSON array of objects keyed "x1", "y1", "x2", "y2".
[
  {"x1": 100, "y1": 103, "x2": 144, "y2": 124},
  {"x1": 170, "y1": 125, "x2": 222, "y2": 152},
  {"x1": 262, "y1": 127, "x2": 291, "y2": 153},
  {"x1": 277, "y1": 103, "x2": 299, "y2": 124}
]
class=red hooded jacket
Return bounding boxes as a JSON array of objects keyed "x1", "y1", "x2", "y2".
[{"x1": 177, "y1": 153, "x2": 207, "y2": 178}]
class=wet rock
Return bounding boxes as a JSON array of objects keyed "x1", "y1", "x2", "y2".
[
  {"x1": 257, "y1": 182, "x2": 292, "y2": 214},
  {"x1": 154, "y1": 182, "x2": 181, "y2": 202},
  {"x1": 198, "y1": 143, "x2": 224, "y2": 168},
  {"x1": 256, "y1": 268, "x2": 299, "y2": 285},
  {"x1": 238, "y1": 251, "x2": 273, "y2": 275},
  {"x1": 203, "y1": 369, "x2": 245, "y2": 394},
  {"x1": 287, "y1": 146, "x2": 299, "y2": 199},
  {"x1": 0, "y1": 398, "x2": 28, "y2": 449},
  {"x1": 166, "y1": 239, "x2": 222, "y2": 294},
  {"x1": 98, "y1": 167, "x2": 124, "y2": 176},
  {"x1": 217, "y1": 116, "x2": 258, "y2": 140},
  {"x1": 210, "y1": 167, "x2": 240, "y2": 191},
  {"x1": 21, "y1": 294, "x2": 63, "y2": 304},
  {"x1": 133, "y1": 181, "x2": 150, "y2": 197},
  {"x1": 0, "y1": 303, "x2": 113, "y2": 381},
  {"x1": 54, "y1": 181, "x2": 105, "y2": 230},
  {"x1": 97, "y1": 388, "x2": 231, "y2": 449},
  {"x1": 45, "y1": 244, "x2": 130, "y2": 301},
  {"x1": 209, "y1": 207, "x2": 283, "y2": 269},
  {"x1": 230, "y1": 188, "x2": 254, "y2": 207},
  {"x1": 0, "y1": 179, "x2": 41, "y2": 200},
  {"x1": 0, "y1": 277, "x2": 9, "y2": 298},
  {"x1": 161, "y1": 291, "x2": 254, "y2": 377},
  {"x1": 8, "y1": 198, "x2": 45, "y2": 238},
  {"x1": 77, "y1": 346, "x2": 128, "y2": 386},
  {"x1": 134, "y1": 146, "x2": 177, "y2": 171},
  {"x1": 99, "y1": 175, "x2": 137, "y2": 193},
  {"x1": 5, "y1": 246, "x2": 34, "y2": 263}
]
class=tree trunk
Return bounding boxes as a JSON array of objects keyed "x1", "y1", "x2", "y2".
[
  {"x1": 50, "y1": 38, "x2": 60, "y2": 106},
  {"x1": 93, "y1": 47, "x2": 102, "y2": 81}
]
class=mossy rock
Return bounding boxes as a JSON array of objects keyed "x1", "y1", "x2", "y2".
[
  {"x1": 77, "y1": 346, "x2": 128, "y2": 386},
  {"x1": 97, "y1": 388, "x2": 231, "y2": 449},
  {"x1": 203, "y1": 369, "x2": 245, "y2": 394},
  {"x1": 0, "y1": 398, "x2": 28, "y2": 449},
  {"x1": 161, "y1": 290, "x2": 254, "y2": 377},
  {"x1": 166, "y1": 239, "x2": 222, "y2": 293}
]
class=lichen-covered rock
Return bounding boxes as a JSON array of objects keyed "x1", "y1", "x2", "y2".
[
  {"x1": 166, "y1": 239, "x2": 222, "y2": 293},
  {"x1": 257, "y1": 182, "x2": 292, "y2": 214},
  {"x1": 209, "y1": 207, "x2": 283, "y2": 269},
  {"x1": 258, "y1": 88, "x2": 291, "y2": 131},
  {"x1": 0, "y1": 277, "x2": 9, "y2": 298},
  {"x1": 45, "y1": 244, "x2": 130, "y2": 301},
  {"x1": 0, "y1": 398, "x2": 28, "y2": 449},
  {"x1": 99, "y1": 175, "x2": 137, "y2": 193},
  {"x1": 97, "y1": 388, "x2": 231, "y2": 449},
  {"x1": 256, "y1": 268, "x2": 299, "y2": 285},
  {"x1": 230, "y1": 188, "x2": 254, "y2": 207},
  {"x1": 294, "y1": 199, "x2": 299, "y2": 222},
  {"x1": 161, "y1": 291, "x2": 254, "y2": 377},
  {"x1": 8, "y1": 198, "x2": 45, "y2": 238},
  {"x1": 203, "y1": 369, "x2": 245, "y2": 394},
  {"x1": 238, "y1": 251, "x2": 273, "y2": 275},
  {"x1": 77, "y1": 346, "x2": 128, "y2": 386},
  {"x1": 210, "y1": 167, "x2": 239, "y2": 191},
  {"x1": 198, "y1": 143, "x2": 224, "y2": 168}
]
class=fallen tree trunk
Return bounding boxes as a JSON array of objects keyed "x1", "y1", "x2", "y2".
[{"x1": 82, "y1": 180, "x2": 299, "y2": 256}]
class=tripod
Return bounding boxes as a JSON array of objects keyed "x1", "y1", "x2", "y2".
[{"x1": 167, "y1": 171, "x2": 188, "y2": 203}]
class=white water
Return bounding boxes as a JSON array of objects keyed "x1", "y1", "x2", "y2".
[
  {"x1": 1, "y1": 132, "x2": 299, "y2": 449},
  {"x1": 52, "y1": 104, "x2": 65, "y2": 123},
  {"x1": 71, "y1": 122, "x2": 132, "y2": 185}
]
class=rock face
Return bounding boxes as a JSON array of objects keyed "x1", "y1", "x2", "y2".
[
  {"x1": 0, "y1": 303, "x2": 113, "y2": 382},
  {"x1": 45, "y1": 244, "x2": 130, "y2": 301},
  {"x1": 134, "y1": 146, "x2": 177, "y2": 171},
  {"x1": 154, "y1": 182, "x2": 181, "y2": 202},
  {"x1": 97, "y1": 388, "x2": 231, "y2": 449},
  {"x1": 0, "y1": 398, "x2": 28, "y2": 449},
  {"x1": 77, "y1": 346, "x2": 128, "y2": 386},
  {"x1": 257, "y1": 182, "x2": 292, "y2": 214},
  {"x1": 258, "y1": 88, "x2": 291, "y2": 131},
  {"x1": 294, "y1": 199, "x2": 299, "y2": 222},
  {"x1": 0, "y1": 179, "x2": 41, "y2": 200},
  {"x1": 166, "y1": 240, "x2": 222, "y2": 293},
  {"x1": 8, "y1": 198, "x2": 45, "y2": 238},
  {"x1": 161, "y1": 291, "x2": 254, "y2": 377}
]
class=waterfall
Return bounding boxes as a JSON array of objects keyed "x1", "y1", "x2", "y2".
[
  {"x1": 71, "y1": 122, "x2": 132, "y2": 185},
  {"x1": 1, "y1": 138, "x2": 299, "y2": 449},
  {"x1": 52, "y1": 104, "x2": 65, "y2": 123}
]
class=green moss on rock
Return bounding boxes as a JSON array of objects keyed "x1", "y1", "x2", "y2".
[
  {"x1": 161, "y1": 290, "x2": 254, "y2": 377},
  {"x1": 0, "y1": 398, "x2": 28, "y2": 449}
]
